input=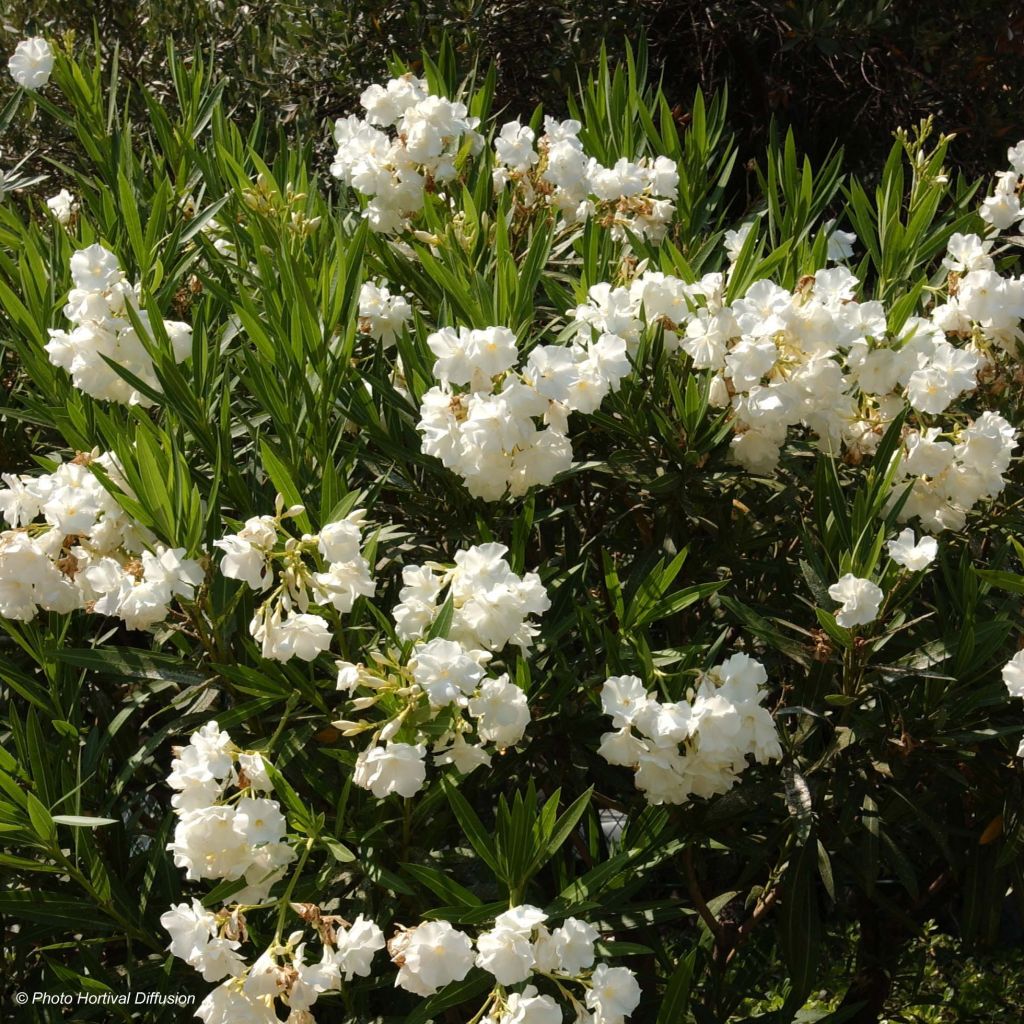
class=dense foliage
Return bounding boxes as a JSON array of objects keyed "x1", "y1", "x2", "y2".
[
  {"x1": 2, "y1": 0, "x2": 1023, "y2": 180},
  {"x1": 0, "y1": 27, "x2": 1022, "y2": 1024}
]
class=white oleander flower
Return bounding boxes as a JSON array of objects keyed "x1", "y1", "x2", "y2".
[
  {"x1": 358, "y1": 280, "x2": 412, "y2": 347},
  {"x1": 390, "y1": 920, "x2": 475, "y2": 996},
  {"x1": 532, "y1": 916, "x2": 598, "y2": 975},
  {"x1": 8, "y1": 37, "x2": 54, "y2": 89},
  {"x1": 409, "y1": 638, "x2": 490, "y2": 706},
  {"x1": 827, "y1": 574, "x2": 883, "y2": 628},
  {"x1": 46, "y1": 188, "x2": 76, "y2": 225},
  {"x1": 333, "y1": 915, "x2": 386, "y2": 979},
  {"x1": 586, "y1": 963, "x2": 642, "y2": 1023},
  {"x1": 467, "y1": 676, "x2": 530, "y2": 748},
  {"x1": 886, "y1": 528, "x2": 938, "y2": 571},
  {"x1": 475, "y1": 905, "x2": 546, "y2": 985},
  {"x1": 353, "y1": 742, "x2": 427, "y2": 798},
  {"x1": 1003, "y1": 650, "x2": 1024, "y2": 700},
  {"x1": 500, "y1": 987, "x2": 562, "y2": 1024}
]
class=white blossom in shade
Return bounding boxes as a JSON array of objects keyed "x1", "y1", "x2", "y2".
[
  {"x1": 336, "y1": 661, "x2": 361, "y2": 693},
  {"x1": 254, "y1": 611, "x2": 333, "y2": 663},
  {"x1": 409, "y1": 637, "x2": 490, "y2": 706},
  {"x1": 333, "y1": 915, "x2": 386, "y2": 979},
  {"x1": 724, "y1": 221, "x2": 755, "y2": 262},
  {"x1": 532, "y1": 917, "x2": 598, "y2": 975},
  {"x1": 825, "y1": 220, "x2": 857, "y2": 262},
  {"x1": 886, "y1": 528, "x2": 938, "y2": 571},
  {"x1": 46, "y1": 188, "x2": 76, "y2": 225},
  {"x1": 433, "y1": 732, "x2": 492, "y2": 775},
  {"x1": 390, "y1": 920, "x2": 475, "y2": 996},
  {"x1": 501, "y1": 987, "x2": 563, "y2": 1024},
  {"x1": 827, "y1": 574, "x2": 883, "y2": 628},
  {"x1": 586, "y1": 964, "x2": 642, "y2": 1023},
  {"x1": 596, "y1": 727, "x2": 646, "y2": 767},
  {"x1": 8, "y1": 37, "x2": 54, "y2": 89},
  {"x1": 467, "y1": 676, "x2": 530, "y2": 747},
  {"x1": 160, "y1": 899, "x2": 220, "y2": 964},
  {"x1": 353, "y1": 742, "x2": 427, "y2": 798},
  {"x1": 600, "y1": 676, "x2": 652, "y2": 729},
  {"x1": 1003, "y1": 651, "x2": 1024, "y2": 700},
  {"x1": 237, "y1": 752, "x2": 272, "y2": 792},
  {"x1": 196, "y1": 981, "x2": 280, "y2": 1024},
  {"x1": 358, "y1": 280, "x2": 412, "y2": 347},
  {"x1": 475, "y1": 922, "x2": 536, "y2": 984},
  {"x1": 289, "y1": 943, "x2": 341, "y2": 1011}
]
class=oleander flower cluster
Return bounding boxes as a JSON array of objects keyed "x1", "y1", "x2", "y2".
[
  {"x1": 417, "y1": 322, "x2": 630, "y2": 499},
  {"x1": 492, "y1": 116, "x2": 679, "y2": 242},
  {"x1": 598, "y1": 653, "x2": 782, "y2": 805},
  {"x1": 164, "y1": 894, "x2": 385, "y2": 1022},
  {"x1": 214, "y1": 498, "x2": 375, "y2": 662},
  {"x1": 46, "y1": 244, "x2": 193, "y2": 406},
  {"x1": 166, "y1": 721, "x2": 296, "y2": 906},
  {"x1": 329, "y1": 74, "x2": 483, "y2": 234},
  {"x1": 338, "y1": 542, "x2": 549, "y2": 797},
  {"x1": 564, "y1": 245, "x2": 1019, "y2": 531},
  {"x1": 390, "y1": 906, "x2": 641, "y2": 1024},
  {"x1": 979, "y1": 141, "x2": 1024, "y2": 232},
  {"x1": 0, "y1": 451, "x2": 203, "y2": 627},
  {"x1": 357, "y1": 279, "x2": 413, "y2": 347}
]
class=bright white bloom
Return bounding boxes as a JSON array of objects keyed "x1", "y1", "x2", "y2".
[
  {"x1": 467, "y1": 676, "x2": 530, "y2": 748},
  {"x1": 165, "y1": 723, "x2": 294, "y2": 902},
  {"x1": 886, "y1": 529, "x2": 938, "y2": 571},
  {"x1": 1003, "y1": 651, "x2": 1024, "y2": 700},
  {"x1": 495, "y1": 121, "x2": 539, "y2": 173},
  {"x1": 532, "y1": 917, "x2": 598, "y2": 975},
  {"x1": 331, "y1": 75, "x2": 481, "y2": 234},
  {"x1": 334, "y1": 915, "x2": 386, "y2": 979},
  {"x1": 353, "y1": 742, "x2": 427, "y2": 798},
  {"x1": 475, "y1": 905, "x2": 545, "y2": 984},
  {"x1": 196, "y1": 981, "x2": 280, "y2": 1024},
  {"x1": 46, "y1": 188, "x2": 76, "y2": 225},
  {"x1": 586, "y1": 963, "x2": 642, "y2": 1023},
  {"x1": 0, "y1": 453, "x2": 202, "y2": 629},
  {"x1": 409, "y1": 638, "x2": 490, "y2": 706},
  {"x1": 254, "y1": 611, "x2": 333, "y2": 662},
  {"x1": 828, "y1": 574, "x2": 883, "y2": 628},
  {"x1": 8, "y1": 37, "x2": 54, "y2": 89},
  {"x1": 46, "y1": 245, "x2": 192, "y2": 406},
  {"x1": 500, "y1": 987, "x2": 563, "y2": 1024},
  {"x1": 390, "y1": 920, "x2": 475, "y2": 996},
  {"x1": 601, "y1": 676, "x2": 652, "y2": 728},
  {"x1": 359, "y1": 280, "x2": 412, "y2": 346},
  {"x1": 598, "y1": 655, "x2": 780, "y2": 806}
]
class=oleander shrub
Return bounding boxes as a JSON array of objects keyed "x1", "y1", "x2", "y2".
[{"x1": 0, "y1": 30, "x2": 1022, "y2": 1024}]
